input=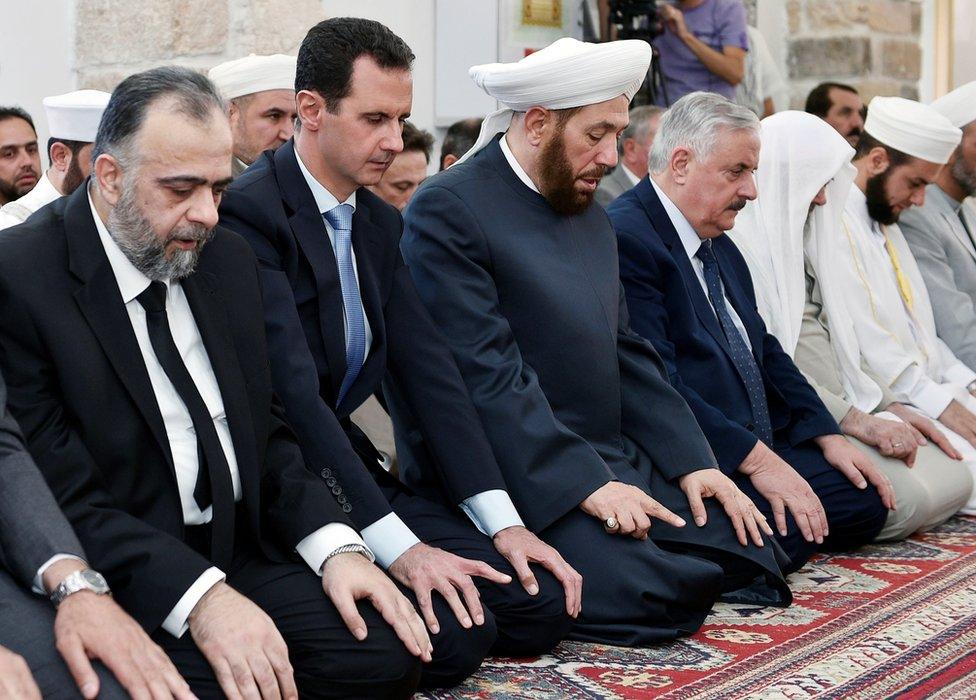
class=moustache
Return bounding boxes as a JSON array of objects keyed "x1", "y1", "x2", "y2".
[
  {"x1": 578, "y1": 166, "x2": 607, "y2": 181},
  {"x1": 165, "y1": 224, "x2": 212, "y2": 247},
  {"x1": 727, "y1": 198, "x2": 748, "y2": 212}
]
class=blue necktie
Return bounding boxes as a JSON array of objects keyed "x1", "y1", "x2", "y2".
[
  {"x1": 696, "y1": 240, "x2": 773, "y2": 446},
  {"x1": 324, "y1": 204, "x2": 366, "y2": 406}
]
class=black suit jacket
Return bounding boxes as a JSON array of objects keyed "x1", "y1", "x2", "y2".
[
  {"x1": 219, "y1": 140, "x2": 508, "y2": 530},
  {"x1": 609, "y1": 178, "x2": 840, "y2": 475},
  {"x1": 0, "y1": 186, "x2": 348, "y2": 631}
]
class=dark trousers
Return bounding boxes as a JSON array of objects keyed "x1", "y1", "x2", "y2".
[
  {"x1": 390, "y1": 491, "x2": 573, "y2": 688},
  {"x1": 737, "y1": 440, "x2": 888, "y2": 573},
  {"x1": 152, "y1": 534, "x2": 421, "y2": 699},
  {"x1": 0, "y1": 569, "x2": 127, "y2": 699}
]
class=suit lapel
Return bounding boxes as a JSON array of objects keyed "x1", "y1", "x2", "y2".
[
  {"x1": 941, "y1": 210, "x2": 976, "y2": 263},
  {"x1": 182, "y1": 272, "x2": 260, "y2": 507},
  {"x1": 714, "y1": 251, "x2": 765, "y2": 365},
  {"x1": 66, "y1": 187, "x2": 176, "y2": 480},
  {"x1": 636, "y1": 181, "x2": 737, "y2": 359},
  {"x1": 274, "y1": 142, "x2": 348, "y2": 400}
]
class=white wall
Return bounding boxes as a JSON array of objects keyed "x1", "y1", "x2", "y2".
[{"x1": 0, "y1": 0, "x2": 75, "y2": 163}]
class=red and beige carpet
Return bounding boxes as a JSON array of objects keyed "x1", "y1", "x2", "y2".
[{"x1": 419, "y1": 516, "x2": 976, "y2": 699}]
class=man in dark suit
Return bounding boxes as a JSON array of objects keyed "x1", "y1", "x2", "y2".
[
  {"x1": 608, "y1": 92, "x2": 891, "y2": 570},
  {"x1": 219, "y1": 18, "x2": 576, "y2": 688},
  {"x1": 0, "y1": 368, "x2": 191, "y2": 700},
  {"x1": 0, "y1": 66, "x2": 430, "y2": 699}
]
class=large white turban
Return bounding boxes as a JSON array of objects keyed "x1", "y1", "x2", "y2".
[
  {"x1": 43, "y1": 90, "x2": 111, "y2": 143},
  {"x1": 931, "y1": 81, "x2": 976, "y2": 129},
  {"x1": 208, "y1": 54, "x2": 297, "y2": 101},
  {"x1": 457, "y1": 38, "x2": 651, "y2": 164},
  {"x1": 863, "y1": 96, "x2": 961, "y2": 164},
  {"x1": 728, "y1": 111, "x2": 886, "y2": 412}
]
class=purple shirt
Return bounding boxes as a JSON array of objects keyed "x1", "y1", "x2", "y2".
[{"x1": 652, "y1": 0, "x2": 749, "y2": 104}]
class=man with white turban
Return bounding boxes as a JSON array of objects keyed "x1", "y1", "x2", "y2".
[
  {"x1": 208, "y1": 54, "x2": 297, "y2": 177},
  {"x1": 0, "y1": 90, "x2": 109, "y2": 230},
  {"x1": 403, "y1": 38, "x2": 789, "y2": 646},
  {"x1": 831, "y1": 96, "x2": 976, "y2": 514},
  {"x1": 900, "y1": 82, "x2": 976, "y2": 369},
  {"x1": 729, "y1": 111, "x2": 972, "y2": 540}
]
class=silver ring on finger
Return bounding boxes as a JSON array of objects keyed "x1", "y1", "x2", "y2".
[
  {"x1": 892, "y1": 442, "x2": 904, "y2": 448},
  {"x1": 604, "y1": 517, "x2": 619, "y2": 532}
]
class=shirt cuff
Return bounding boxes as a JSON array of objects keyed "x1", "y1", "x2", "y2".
[
  {"x1": 360, "y1": 513, "x2": 420, "y2": 569},
  {"x1": 945, "y1": 362, "x2": 976, "y2": 389},
  {"x1": 460, "y1": 490, "x2": 525, "y2": 537},
  {"x1": 161, "y1": 567, "x2": 225, "y2": 638},
  {"x1": 912, "y1": 377, "x2": 956, "y2": 419},
  {"x1": 32, "y1": 554, "x2": 87, "y2": 595},
  {"x1": 296, "y1": 523, "x2": 374, "y2": 575}
]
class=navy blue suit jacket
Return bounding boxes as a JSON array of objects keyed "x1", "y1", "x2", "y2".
[
  {"x1": 219, "y1": 141, "x2": 508, "y2": 530},
  {"x1": 608, "y1": 178, "x2": 839, "y2": 475}
]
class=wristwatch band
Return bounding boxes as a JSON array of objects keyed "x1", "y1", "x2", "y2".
[
  {"x1": 50, "y1": 569, "x2": 111, "y2": 607},
  {"x1": 322, "y1": 543, "x2": 374, "y2": 570}
]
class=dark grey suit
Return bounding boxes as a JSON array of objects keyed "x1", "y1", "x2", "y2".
[
  {"x1": 0, "y1": 372, "x2": 125, "y2": 698},
  {"x1": 594, "y1": 165, "x2": 635, "y2": 208}
]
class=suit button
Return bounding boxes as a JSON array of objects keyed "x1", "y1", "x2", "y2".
[
  {"x1": 337, "y1": 495, "x2": 348, "y2": 505},
  {"x1": 332, "y1": 485, "x2": 342, "y2": 496},
  {"x1": 321, "y1": 468, "x2": 332, "y2": 478},
  {"x1": 342, "y1": 504, "x2": 352, "y2": 513},
  {"x1": 326, "y1": 477, "x2": 337, "y2": 487}
]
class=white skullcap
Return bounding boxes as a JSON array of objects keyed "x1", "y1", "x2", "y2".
[
  {"x1": 931, "y1": 81, "x2": 976, "y2": 128},
  {"x1": 863, "y1": 96, "x2": 961, "y2": 164},
  {"x1": 42, "y1": 90, "x2": 110, "y2": 143},
  {"x1": 208, "y1": 54, "x2": 297, "y2": 101},
  {"x1": 456, "y1": 38, "x2": 651, "y2": 164}
]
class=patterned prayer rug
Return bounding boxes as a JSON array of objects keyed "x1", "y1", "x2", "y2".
[{"x1": 419, "y1": 516, "x2": 976, "y2": 699}]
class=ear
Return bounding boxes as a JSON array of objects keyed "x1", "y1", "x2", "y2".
[
  {"x1": 866, "y1": 145, "x2": 890, "y2": 176},
  {"x1": 670, "y1": 146, "x2": 692, "y2": 185},
  {"x1": 296, "y1": 90, "x2": 326, "y2": 132},
  {"x1": 441, "y1": 153, "x2": 458, "y2": 170},
  {"x1": 227, "y1": 100, "x2": 241, "y2": 128},
  {"x1": 49, "y1": 141, "x2": 71, "y2": 173},
  {"x1": 621, "y1": 137, "x2": 636, "y2": 160},
  {"x1": 522, "y1": 107, "x2": 553, "y2": 148},
  {"x1": 93, "y1": 153, "x2": 124, "y2": 207}
]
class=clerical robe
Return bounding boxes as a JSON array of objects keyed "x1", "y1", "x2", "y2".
[{"x1": 401, "y1": 135, "x2": 789, "y2": 646}]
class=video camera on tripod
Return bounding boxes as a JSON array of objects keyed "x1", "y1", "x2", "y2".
[{"x1": 605, "y1": 0, "x2": 670, "y2": 106}]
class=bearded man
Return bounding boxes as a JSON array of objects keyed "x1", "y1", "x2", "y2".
[
  {"x1": 402, "y1": 38, "x2": 789, "y2": 647},
  {"x1": 0, "y1": 107, "x2": 41, "y2": 206},
  {"x1": 832, "y1": 96, "x2": 976, "y2": 514},
  {"x1": 899, "y1": 82, "x2": 976, "y2": 370},
  {"x1": 0, "y1": 66, "x2": 431, "y2": 699}
]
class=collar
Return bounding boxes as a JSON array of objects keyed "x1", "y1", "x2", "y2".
[
  {"x1": 620, "y1": 163, "x2": 641, "y2": 187},
  {"x1": 87, "y1": 186, "x2": 159, "y2": 304},
  {"x1": 499, "y1": 133, "x2": 541, "y2": 193},
  {"x1": 845, "y1": 185, "x2": 884, "y2": 239},
  {"x1": 929, "y1": 182, "x2": 966, "y2": 212},
  {"x1": 650, "y1": 177, "x2": 706, "y2": 259},
  {"x1": 294, "y1": 147, "x2": 356, "y2": 214}
]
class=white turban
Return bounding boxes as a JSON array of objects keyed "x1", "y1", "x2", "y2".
[
  {"x1": 863, "y1": 96, "x2": 961, "y2": 164},
  {"x1": 931, "y1": 81, "x2": 976, "y2": 129},
  {"x1": 457, "y1": 38, "x2": 651, "y2": 164},
  {"x1": 42, "y1": 90, "x2": 111, "y2": 143},
  {"x1": 208, "y1": 54, "x2": 297, "y2": 101}
]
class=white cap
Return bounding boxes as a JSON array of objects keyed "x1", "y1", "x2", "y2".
[
  {"x1": 42, "y1": 90, "x2": 111, "y2": 143},
  {"x1": 457, "y1": 38, "x2": 651, "y2": 164},
  {"x1": 931, "y1": 81, "x2": 976, "y2": 129},
  {"x1": 208, "y1": 54, "x2": 297, "y2": 101},
  {"x1": 863, "y1": 96, "x2": 961, "y2": 164}
]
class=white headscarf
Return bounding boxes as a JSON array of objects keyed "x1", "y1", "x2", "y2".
[
  {"x1": 457, "y1": 38, "x2": 651, "y2": 164},
  {"x1": 728, "y1": 111, "x2": 884, "y2": 411},
  {"x1": 931, "y1": 80, "x2": 976, "y2": 128}
]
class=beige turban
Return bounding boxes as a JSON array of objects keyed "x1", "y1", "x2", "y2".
[
  {"x1": 457, "y1": 38, "x2": 651, "y2": 164},
  {"x1": 863, "y1": 96, "x2": 961, "y2": 164},
  {"x1": 208, "y1": 54, "x2": 297, "y2": 101},
  {"x1": 931, "y1": 81, "x2": 976, "y2": 129},
  {"x1": 43, "y1": 90, "x2": 111, "y2": 143}
]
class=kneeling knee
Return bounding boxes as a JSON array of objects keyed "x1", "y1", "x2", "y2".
[
  {"x1": 420, "y1": 614, "x2": 497, "y2": 689},
  {"x1": 497, "y1": 578, "x2": 573, "y2": 656}
]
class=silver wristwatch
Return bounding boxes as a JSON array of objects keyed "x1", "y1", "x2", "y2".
[
  {"x1": 323, "y1": 543, "x2": 374, "y2": 569},
  {"x1": 50, "y1": 569, "x2": 111, "y2": 607}
]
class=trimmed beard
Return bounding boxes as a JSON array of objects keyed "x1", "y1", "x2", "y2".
[
  {"x1": 951, "y1": 153, "x2": 976, "y2": 197},
  {"x1": 864, "y1": 168, "x2": 899, "y2": 226},
  {"x1": 107, "y1": 184, "x2": 214, "y2": 282},
  {"x1": 537, "y1": 125, "x2": 605, "y2": 216},
  {"x1": 61, "y1": 155, "x2": 86, "y2": 196}
]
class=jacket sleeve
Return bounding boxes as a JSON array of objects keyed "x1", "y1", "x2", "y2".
[
  {"x1": 0, "y1": 371, "x2": 85, "y2": 589},
  {"x1": 402, "y1": 184, "x2": 614, "y2": 533},
  {"x1": 616, "y1": 226, "x2": 760, "y2": 475},
  {"x1": 219, "y1": 191, "x2": 395, "y2": 531}
]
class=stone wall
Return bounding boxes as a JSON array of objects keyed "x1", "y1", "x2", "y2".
[{"x1": 783, "y1": 0, "x2": 924, "y2": 108}]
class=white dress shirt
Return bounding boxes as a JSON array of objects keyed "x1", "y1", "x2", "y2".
[
  {"x1": 620, "y1": 164, "x2": 641, "y2": 188},
  {"x1": 292, "y1": 142, "x2": 527, "y2": 565},
  {"x1": 89, "y1": 191, "x2": 367, "y2": 636},
  {"x1": 650, "y1": 178, "x2": 753, "y2": 350}
]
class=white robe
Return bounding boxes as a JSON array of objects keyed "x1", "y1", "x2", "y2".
[{"x1": 0, "y1": 172, "x2": 62, "y2": 230}]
